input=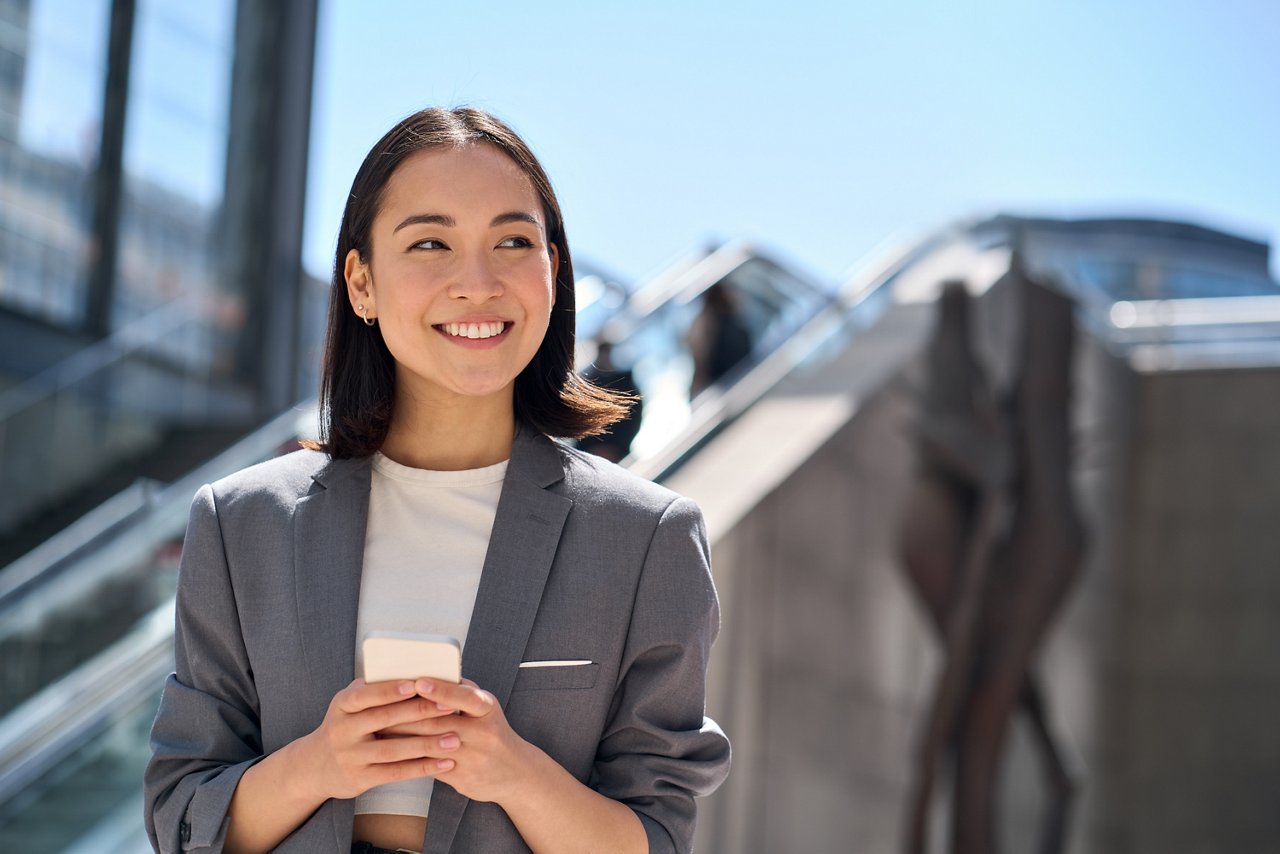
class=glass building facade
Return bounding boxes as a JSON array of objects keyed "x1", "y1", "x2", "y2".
[
  {"x1": 1, "y1": 0, "x2": 240, "y2": 370},
  {"x1": 113, "y1": 0, "x2": 236, "y2": 372},
  {"x1": 0, "y1": 0, "x2": 317, "y2": 544},
  {"x1": 0, "y1": 0, "x2": 110, "y2": 327}
]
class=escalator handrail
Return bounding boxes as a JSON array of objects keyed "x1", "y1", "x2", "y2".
[
  {"x1": 615, "y1": 240, "x2": 829, "y2": 330},
  {"x1": 0, "y1": 403, "x2": 316, "y2": 619},
  {"x1": 627, "y1": 232, "x2": 941, "y2": 482},
  {"x1": 0, "y1": 600, "x2": 175, "y2": 805}
]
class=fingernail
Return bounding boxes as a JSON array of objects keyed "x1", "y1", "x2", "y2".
[
  {"x1": 398, "y1": 681, "x2": 415, "y2": 696},
  {"x1": 440, "y1": 735, "x2": 460, "y2": 749},
  {"x1": 417, "y1": 679, "x2": 434, "y2": 695},
  {"x1": 436, "y1": 703, "x2": 453, "y2": 713},
  {"x1": 437, "y1": 759, "x2": 454, "y2": 771}
]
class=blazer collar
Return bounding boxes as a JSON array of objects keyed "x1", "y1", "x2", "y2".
[{"x1": 292, "y1": 427, "x2": 574, "y2": 853}]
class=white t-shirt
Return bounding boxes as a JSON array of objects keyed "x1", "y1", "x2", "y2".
[{"x1": 353, "y1": 452, "x2": 506, "y2": 818}]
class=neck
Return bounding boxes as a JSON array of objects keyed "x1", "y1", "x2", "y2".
[{"x1": 379, "y1": 385, "x2": 517, "y2": 471}]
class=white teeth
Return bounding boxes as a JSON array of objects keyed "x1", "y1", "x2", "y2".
[{"x1": 444, "y1": 321, "x2": 504, "y2": 339}]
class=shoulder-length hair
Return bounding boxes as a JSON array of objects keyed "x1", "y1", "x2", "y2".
[{"x1": 305, "y1": 107, "x2": 630, "y2": 459}]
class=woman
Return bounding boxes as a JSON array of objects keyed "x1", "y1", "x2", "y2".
[{"x1": 145, "y1": 107, "x2": 730, "y2": 854}]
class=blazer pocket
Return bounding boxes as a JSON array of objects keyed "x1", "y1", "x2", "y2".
[{"x1": 512, "y1": 662, "x2": 600, "y2": 691}]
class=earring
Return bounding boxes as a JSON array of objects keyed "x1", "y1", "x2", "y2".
[{"x1": 358, "y1": 304, "x2": 375, "y2": 327}]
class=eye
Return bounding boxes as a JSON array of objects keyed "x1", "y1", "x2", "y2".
[
  {"x1": 498, "y1": 236, "x2": 534, "y2": 249},
  {"x1": 410, "y1": 238, "x2": 448, "y2": 251}
]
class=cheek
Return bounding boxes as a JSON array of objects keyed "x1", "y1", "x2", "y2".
[
  {"x1": 517, "y1": 261, "x2": 556, "y2": 312},
  {"x1": 523, "y1": 284, "x2": 555, "y2": 354}
]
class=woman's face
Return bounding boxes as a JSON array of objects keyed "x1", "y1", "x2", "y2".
[{"x1": 345, "y1": 142, "x2": 558, "y2": 409}]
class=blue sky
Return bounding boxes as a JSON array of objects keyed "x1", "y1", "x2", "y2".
[{"x1": 302, "y1": 0, "x2": 1280, "y2": 287}]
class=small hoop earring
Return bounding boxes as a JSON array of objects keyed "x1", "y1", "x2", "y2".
[{"x1": 358, "y1": 304, "x2": 375, "y2": 327}]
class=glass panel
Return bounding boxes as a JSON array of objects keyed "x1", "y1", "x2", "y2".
[
  {"x1": 0, "y1": 533, "x2": 179, "y2": 716},
  {"x1": 113, "y1": 0, "x2": 236, "y2": 375},
  {"x1": 0, "y1": 0, "x2": 110, "y2": 326},
  {"x1": 1049, "y1": 254, "x2": 1279, "y2": 303},
  {"x1": 598, "y1": 258, "x2": 829, "y2": 459},
  {"x1": 0, "y1": 689, "x2": 159, "y2": 849},
  {"x1": 1162, "y1": 265, "x2": 1276, "y2": 299}
]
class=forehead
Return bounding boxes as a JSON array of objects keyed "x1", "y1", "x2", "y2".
[{"x1": 376, "y1": 142, "x2": 542, "y2": 221}]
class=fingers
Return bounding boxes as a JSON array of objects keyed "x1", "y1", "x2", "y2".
[
  {"x1": 364, "y1": 732, "x2": 461, "y2": 765},
  {"x1": 314, "y1": 679, "x2": 476, "y2": 799},
  {"x1": 361, "y1": 754, "x2": 455, "y2": 786},
  {"x1": 331, "y1": 679, "x2": 453, "y2": 737},
  {"x1": 358, "y1": 695, "x2": 453, "y2": 737},
  {"x1": 415, "y1": 678, "x2": 497, "y2": 718},
  {"x1": 377, "y1": 714, "x2": 457, "y2": 737},
  {"x1": 334, "y1": 678, "x2": 417, "y2": 714}
]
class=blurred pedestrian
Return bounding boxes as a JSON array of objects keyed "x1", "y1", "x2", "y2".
[
  {"x1": 687, "y1": 282, "x2": 752, "y2": 397},
  {"x1": 579, "y1": 339, "x2": 643, "y2": 462}
]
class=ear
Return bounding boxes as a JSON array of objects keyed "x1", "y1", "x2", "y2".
[
  {"x1": 344, "y1": 248, "x2": 375, "y2": 318},
  {"x1": 548, "y1": 242, "x2": 561, "y2": 306}
]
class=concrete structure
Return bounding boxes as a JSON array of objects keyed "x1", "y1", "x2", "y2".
[{"x1": 682, "y1": 227, "x2": 1280, "y2": 853}]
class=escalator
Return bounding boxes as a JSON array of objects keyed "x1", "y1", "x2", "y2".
[
  {"x1": 0, "y1": 408, "x2": 311, "y2": 849},
  {"x1": 0, "y1": 240, "x2": 896, "y2": 850},
  {"x1": 5, "y1": 214, "x2": 1275, "y2": 851}
]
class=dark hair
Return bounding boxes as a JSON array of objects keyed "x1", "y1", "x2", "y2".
[{"x1": 305, "y1": 107, "x2": 630, "y2": 459}]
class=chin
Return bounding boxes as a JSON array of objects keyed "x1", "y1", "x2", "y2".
[{"x1": 450, "y1": 377, "x2": 518, "y2": 400}]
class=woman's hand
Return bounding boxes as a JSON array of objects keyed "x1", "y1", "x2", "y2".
[
  {"x1": 295, "y1": 677, "x2": 457, "y2": 801},
  {"x1": 384, "y1": 678, "x2": 539, "y2": 806},
  {"x1": 373, "y1": 677, "x2": 648, "y2": 853},
  {"x1": 299, "y1": 677, "x2": 638, "y2": 851}
]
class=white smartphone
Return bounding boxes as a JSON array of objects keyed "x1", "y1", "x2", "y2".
[{"x1": 362, "y1": 631, "x2": 462, "y2": 684}]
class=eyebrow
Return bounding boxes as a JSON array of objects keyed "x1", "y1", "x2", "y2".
[
  {"x1": 490, "y1": 211, "x2": 541, "y2": 228},
  {"x1": 392, "y1": 211, "x2": 541, "y2": 233}
]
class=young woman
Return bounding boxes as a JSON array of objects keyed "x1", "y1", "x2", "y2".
[{"x1": 144, "y1": 107, "x2": 730, "y2": 854}]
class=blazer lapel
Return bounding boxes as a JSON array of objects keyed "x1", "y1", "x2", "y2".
[
  {"x1": 425, "y1": 428, "x2": 574, "y2": 854},
  {"x1": 294, "y1": 454, "x2": 373, "y2": 707},
  {"x1": 292, "y1": 454, "x2": 372, "y2": 851}
]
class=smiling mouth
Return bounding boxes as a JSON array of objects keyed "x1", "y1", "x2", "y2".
[{"x1": 436, "y1": 321, "x2": 510, "y2": 340}]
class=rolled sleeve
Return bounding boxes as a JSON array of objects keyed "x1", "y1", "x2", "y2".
[
  {"x1": 145, "y1": 485, "x2": 263, "y2": 853},
  {"x1": 592, "y1": 497, "x2": 731, "y2": 852}
]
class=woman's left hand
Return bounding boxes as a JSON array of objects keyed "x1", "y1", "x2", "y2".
[
  {"x1": 377, "y1": 677, "x2": 539, "y2": 805},
  {"x1": 381, "y1": 677, "x2": 648, "y2": 852}
]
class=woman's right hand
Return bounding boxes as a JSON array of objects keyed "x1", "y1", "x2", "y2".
[{"x1": 296, "y1": 678, "x2": 458, "y2": 801}]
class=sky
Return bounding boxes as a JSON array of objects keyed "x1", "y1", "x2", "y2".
[{"x1": 301, "y1": 0, "x2": 1280, "y2": 289}]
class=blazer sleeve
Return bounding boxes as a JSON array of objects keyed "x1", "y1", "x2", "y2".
[
  {"x1": 591, "y1": 496, "x2": 732, "y2": 853},
  {"x1": 145, "y1": 484, "x2": 264, "y2": 853}
]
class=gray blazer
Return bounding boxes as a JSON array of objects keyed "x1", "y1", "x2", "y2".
[{"x1": 145, "y1": 429, "x2": 730, "y2": 853}]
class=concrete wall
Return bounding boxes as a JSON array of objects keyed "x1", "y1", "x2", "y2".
[
  {"x1": 1080, "y1": 362, "x2": 1280, "y2": 852},
  {"x1": 686, "y1": 301, "x2": 1280, "y2": 853}
]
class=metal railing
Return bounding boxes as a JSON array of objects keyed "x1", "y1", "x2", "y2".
[
  {"x1": 627, "y1": 236, "x2": 932, "y2": 481},
  {"x1": 0, "y1": 292, "x2": 245, "y2": 535}
]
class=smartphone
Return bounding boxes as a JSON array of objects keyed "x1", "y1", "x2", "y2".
[{"x1": 362, "y1": 631, "x2": 462, "y2": 684}]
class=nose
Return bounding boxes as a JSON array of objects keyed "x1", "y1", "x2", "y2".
[{"x1": 447, "y1": 250, "x2": 504, "y2": 302}]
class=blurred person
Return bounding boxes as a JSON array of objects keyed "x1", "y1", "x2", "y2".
[
  {"x1": 686, "y1": 281, "x2": 752, "y2": 397},
  {"x1": 578, "y1": 339, "x2": 643, "y2": 462},
  {"x1": 144, "y1": 107, "x2": 730, "y2": 854}
]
